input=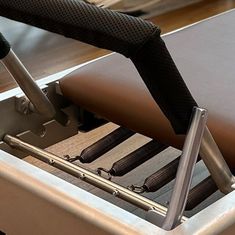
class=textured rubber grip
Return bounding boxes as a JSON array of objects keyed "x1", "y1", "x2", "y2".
[
  {"x1": 0, "y1": 0, "x2": 198, "y2": 133},
  {"x1": 0, "y1": 33, "x2": 11, "y2": 59}
]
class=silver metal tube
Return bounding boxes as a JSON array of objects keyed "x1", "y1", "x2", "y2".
[
  {"x1": 200, "y1": 127, "x2": 235, "y2": 194},
  {"x1": 3, "y1": 134, "x2": 187, "y2": 222},
  {"x1": 162, "y1": 107, "x2": 207, "y2": 230},
  {"x1": 1, "y1": 49, "x2": 55, "y2": 118}
]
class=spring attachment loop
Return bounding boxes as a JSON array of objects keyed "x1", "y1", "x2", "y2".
[
  {"x1": 63, "y1": 154, "x2": 80, "y2": 162},
  {"x1": 97, "y1": 167, "x2": 112, "y2": 180},
  {"x1": 128, "y1": 184, "x2": 146, "y2": 194}
]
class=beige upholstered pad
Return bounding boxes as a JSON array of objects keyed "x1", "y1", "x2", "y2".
[{"x1": 60, "y1": 10, "x2": 235, "y2": 167}]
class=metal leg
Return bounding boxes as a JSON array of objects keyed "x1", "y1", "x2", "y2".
[
  {"x1": 161, "y1": 107, "x2": 207, "y2": 230},
  {"x1": 200, "y1": 127, "x2": 235, "y2": 194},
  {"x1": 1, "y1": 49, "x2": 55, "y2": 119},
  {"x1": 147, "y1": 106, "x2": 235, "y2": 229}
]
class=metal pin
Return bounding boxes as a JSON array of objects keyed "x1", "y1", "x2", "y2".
[
  {"x1": 49, "y1": 159, "x2": 55, "y2": 165},
  {"x1": 113, "y1": 190, "x2": 119, "y2": 197}
]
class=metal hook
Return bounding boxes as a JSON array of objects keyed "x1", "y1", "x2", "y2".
[
  {"x1": 127, "y1": 184, "x2": 146, "y2": 194},
  {"x1": 97, "y1": 167, "x2": 112, "y2": 180},
  {"x1": 63, "y1": 155, "x2": 80, "y2": 162}
]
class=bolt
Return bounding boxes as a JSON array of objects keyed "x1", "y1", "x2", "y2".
[
  {"x1": 80, "y1": 173, "x2": 85, "y2": 180},
  {"x1": 49, "y1": 159, "x2": 55, "y2": 165},
  {"x1": 112, "y1": 190, "x2": 119, "y2": 197}
]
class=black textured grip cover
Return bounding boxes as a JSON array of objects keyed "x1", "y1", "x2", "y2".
[
  {"x1": 0, "y1": 0, "x2": 197, "y2": 133},
  {"x1": 0, "y1": 33, "x2": 11, "y2": 59}
]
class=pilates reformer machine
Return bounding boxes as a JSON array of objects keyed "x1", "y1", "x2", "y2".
[{"x1": 0, "y1": 1, "x2": 235, "y2": 234}]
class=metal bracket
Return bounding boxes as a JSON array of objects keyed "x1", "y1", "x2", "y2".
[
  {"x1": 15, "y1": 86, "x2": 49, "y2": 115},
  {"x1": 15, "y1": 96, "x2": 34, "y2": 115}
]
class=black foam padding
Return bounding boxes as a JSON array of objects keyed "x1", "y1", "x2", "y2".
[
  {"x1": 0, "y1": 0, "x2": 198, "y2": 133},
  {"x1": 0, "y1": 33, "x2": 10, "y2": 59}
]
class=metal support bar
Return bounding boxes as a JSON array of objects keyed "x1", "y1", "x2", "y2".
[
  {"x1": 162, "y1": 107, "x2": 207, "y2": 230},
  {"x1": 3, "y1": 134, "x2": 187, "y2": 225},
  {"x1": 200, "y1": 127, "x2": 235, "y2": 194},
  {"x1": 1, "y1": 49, "x2": 55, "y2": 119}
]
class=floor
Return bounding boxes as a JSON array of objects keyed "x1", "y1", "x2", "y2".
[{"x1": 0, "y1": 0, "x2": 234, "y2": 221}]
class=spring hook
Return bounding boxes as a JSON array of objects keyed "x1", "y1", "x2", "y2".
[
  {"x1": 128, "y1": 184, "x2": 146, "y2": 194},
  {"x1": 97, "y1": 167, "x2": 112, "y2": 180}
]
